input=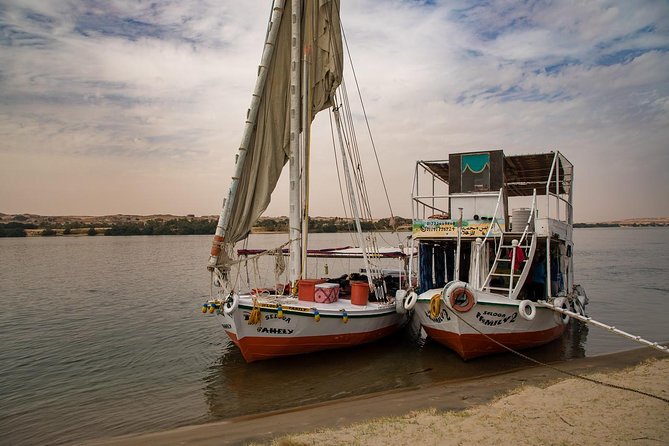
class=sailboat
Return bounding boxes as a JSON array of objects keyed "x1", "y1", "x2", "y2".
[
  {"x1": 203, "y1": 0, "x2": 409, "y2": 362},
  {"x1": 407, "y1": 150, "x2": 588, "y2": 359}
]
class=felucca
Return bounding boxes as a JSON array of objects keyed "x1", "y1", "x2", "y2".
[{"x1": 203, "y1": 1, "x2": 410, "y2": 362}]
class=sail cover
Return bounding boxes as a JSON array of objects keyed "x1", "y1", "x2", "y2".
[{"x1": 223, "y1": 0, "x2": 343, "y2": 246}]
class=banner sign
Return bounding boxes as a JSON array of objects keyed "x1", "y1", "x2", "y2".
[{"x1": 412, "y1": 219, "x2": 505, "y2": 238}]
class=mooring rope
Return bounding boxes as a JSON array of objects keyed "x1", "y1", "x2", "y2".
[{"x1": 448, "y1": 305, "x2": 669, "y2": 404}]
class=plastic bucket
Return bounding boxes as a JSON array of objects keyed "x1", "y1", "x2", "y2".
[
  {"x1": 350, "y1": 281, "x2": 369, "y2": 306},
  {"x1": 298, "y1": 279, "x2": 323, "y2": 301}
]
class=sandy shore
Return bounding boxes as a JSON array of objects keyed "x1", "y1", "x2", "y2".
[
  {"x1": 87, "y1": 347, "x2": 668, "y2": 446},
  {"x1": 271, "y1": 357, "x2": 668, "y2": 446}
]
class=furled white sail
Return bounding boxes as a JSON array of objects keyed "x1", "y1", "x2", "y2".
[{"x1": 217, "y1": 0, "x2": 342, "y2": 254}]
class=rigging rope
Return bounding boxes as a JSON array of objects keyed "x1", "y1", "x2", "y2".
[
  {"x1": 341, "y1": 24, "x2": 400, "y2": 241},
  {"x1": 448, "y1": 306, "x2": 669, "y2": 404}
]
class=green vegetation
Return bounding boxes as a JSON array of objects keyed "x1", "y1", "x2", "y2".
[
  {"x1": 4, "y1": 214, "x2": 662, "y2": 238},
  {"x1": 104, "y1": 218, "x2": 217, "y2": 236},
  {"x1": 0, "y1": 222, "x2": 34, "y2": 237},
  {"x1": 0, "y1": 214, "x2": 409, "y2": 238},
  {"x1": 253, "y1": 216, "x2": 413, "y2": 233},
  {"x1": 573, "y1": 223, "x2": 620, "y2": 228}
]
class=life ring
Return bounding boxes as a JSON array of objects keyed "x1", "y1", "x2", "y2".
[
  {"x1": 223, "y1": 293, "x2": 239, "y2": 315},
  {"x1": 403, "y1": 291, "x2": 418, "y2": 311},
  {"x1": 444, "y1": 281, "x2": 476, "y2": 313},
  {"x1": 553, "y1": 297, "x2": 570, "y2": 325},
  {"x1": 429, "y1": 293, "x2": 442, "y2": 320},
  {"x1": 518, "y1": 300, "x2": 537, "y2": 321}
]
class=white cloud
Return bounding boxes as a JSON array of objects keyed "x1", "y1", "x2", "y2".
[{"x1": 0, "y1": 0, "x2": 667, "y2": 220}]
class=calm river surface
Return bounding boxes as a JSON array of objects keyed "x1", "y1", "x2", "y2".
[{"x1": 1, "y1": 228, "x2": 667, "y2": 445}]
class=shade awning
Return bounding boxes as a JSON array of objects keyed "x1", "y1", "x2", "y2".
[{"x1": 419, "y1": 152, "x2": 573, "y2": 197}]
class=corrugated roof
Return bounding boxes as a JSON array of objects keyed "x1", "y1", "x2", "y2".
[{"x1": 420, "y1": 152, "x2": 573, "y2": 197}]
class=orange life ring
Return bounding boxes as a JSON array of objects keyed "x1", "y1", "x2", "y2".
[{"x1": 446, "y1": 282, "x2": 476, "y2": 312}]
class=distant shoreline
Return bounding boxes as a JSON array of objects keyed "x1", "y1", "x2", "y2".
[{"x1": 1, "y1": 213, "x2": 667, "y2": 237}]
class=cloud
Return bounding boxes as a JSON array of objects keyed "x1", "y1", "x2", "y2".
[{"x1": 0, "y1": 0, "x2": 668, "y2": 220}]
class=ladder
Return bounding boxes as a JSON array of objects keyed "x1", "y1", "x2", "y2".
[
  {"x1": 484, "y1": 232, "x2": 537, "y2": 298},
  {"x1": 483, "y1": 190, "x2": 538, "y2": 299}
]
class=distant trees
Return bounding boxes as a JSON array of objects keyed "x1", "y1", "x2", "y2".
[
  {"x1": 0, "y1": 222, "x2": 32, "y2": 237},
  {"x1": 103, "y1": 218, "x2": 217, "y2": 236}
]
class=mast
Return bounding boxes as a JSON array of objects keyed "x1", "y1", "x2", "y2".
[
  {"x1": 208, "y1": 1, "x2": 287, "y2": 271},
  {"x1": 288, "y1": 0, "x2": 302, "y2": 291},
  {"x1": 300, "y1": 0, "x2": 314, "y2": 280}
]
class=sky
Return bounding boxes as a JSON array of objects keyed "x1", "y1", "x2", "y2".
[{"x1": 1, "y1": 0, "x2": 668, "y2": 222}]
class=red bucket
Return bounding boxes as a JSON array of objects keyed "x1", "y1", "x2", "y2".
[
  {"x1": 350, "y1": 281, "x2": 369, "y2": 306},
  {"x1": 298, "y1": 279, "x2": 324, "y2": 301}
]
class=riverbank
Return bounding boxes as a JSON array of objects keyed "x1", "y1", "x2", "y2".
[{"x1": 86, "y1": 347, "x2": 668, "y2": 446}]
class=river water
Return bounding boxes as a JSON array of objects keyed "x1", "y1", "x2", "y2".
[{"x1": 0, "y1": 228, "x2": 667, "y2": 445}]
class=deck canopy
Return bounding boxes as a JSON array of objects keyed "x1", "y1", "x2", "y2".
[{"x1": 419, "y1": 151, "x2": 573, "y2": 197}]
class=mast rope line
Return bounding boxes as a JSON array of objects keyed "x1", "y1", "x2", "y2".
[
  {"x1": 340, "y1": 22, "x2": 401, "y2": 245},
  {"x1": 442, "y1": 296, "x2": 669, "y2": 404}
]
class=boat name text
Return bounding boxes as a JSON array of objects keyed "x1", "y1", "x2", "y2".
[
  {"x1": 476, "y1": 311, "x2": 517, "y2": 326},
  {"x1": 256, "y1": 327, "x2": 295, "y2": 335}
]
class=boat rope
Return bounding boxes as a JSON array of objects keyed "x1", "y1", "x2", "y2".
[
  {"x1": 340, "y1": 22, "x2": 399, "y2": 243},
  {"x1": 328, "y1": 111, "x2": 357, "y2": 244},
  {"x1": 248, "y1": 297, "x2": 261, "y2": 325},
  {"x1": 448, "y1": 305, "x2": 669, "y2": 404},
  {"x1": 537, "y1": 300, "x2": 669, "y2": 354}
]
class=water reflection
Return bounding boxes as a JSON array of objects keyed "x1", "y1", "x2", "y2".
[{"x1": 202, "y1": 316, "x2": 590, "y2": 420}]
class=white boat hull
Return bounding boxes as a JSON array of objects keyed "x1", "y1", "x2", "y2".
[
  {"x1": 218, "y1": 294, "x2": 406, "y2": 362},
  {"x1": 415, "y1": 289, "x2": 566, "y2": 360}
]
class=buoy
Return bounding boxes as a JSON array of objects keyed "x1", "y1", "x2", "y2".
[
  {"x1": 395, "y1": 289, "x2": 407, "y2": 314},
  {"x1": 209, "y1": 304, "x2": 216, "y2": 314},
  {"x1": 444, "y1": 281, "x2": 476, "y2": 313},
  {"x1": 429, "y1": 293, "x2": 442, "y2": 320},
  {"x1": 313, "y1": 309, "x2": 320, "y2": 322},
  {"x1": 224, "y1": 293, "x2": 239, "y2": 315},
  {"x1": 202, "y1": 303, "x2": 208, "y2": 313},
  {"x1": 403, "y1": 291, "x2": 418, "y2": 311},
  {"x1": 518, "y1": 300, "x2": 537, "y2": 321},
  {"x1": 342, "y1": 310, "x2": 348, "y2": 323},
  {"x1": 277, "y1": 304, "x2": 284, "y2": 319},
  {"x1": 553, "y1": 297, "x2": 570, "y2": 325}
]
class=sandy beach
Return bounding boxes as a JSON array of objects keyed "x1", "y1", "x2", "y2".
[
  {"x1": 271, "y1": 357, "x2": 668, "y2": 446},
  {"x1": 87, "y1": 347, "x2": 668, "y2": 446}
]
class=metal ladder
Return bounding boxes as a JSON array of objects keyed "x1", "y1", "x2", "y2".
[{"x1": 484, "y1": 232, "x2": 537, "y2": 298}]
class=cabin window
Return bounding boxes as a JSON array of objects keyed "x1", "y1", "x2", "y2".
[{"x1": 461, "y1": 153, "x2": 490, "y2": 192}]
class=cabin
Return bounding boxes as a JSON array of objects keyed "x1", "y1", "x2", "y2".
[{"x1": 411, "y1": 150, "x2": 575, "y2": 302}]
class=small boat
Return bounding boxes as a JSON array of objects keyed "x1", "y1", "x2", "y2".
[
  {"x1": 407, "y1": 150, "x2": 588, "y2": 360},
  {"x1": 203, "y1": 0, "x2": 409, "y2": 362}
]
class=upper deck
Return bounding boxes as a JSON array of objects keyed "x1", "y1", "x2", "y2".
[{"x1": 411, "y1": 150, "x2": 574, "y2": 241}]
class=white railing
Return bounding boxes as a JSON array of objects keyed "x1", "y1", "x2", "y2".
[{"x1": 483, "y1": 190, "x2": 538, "y2": 298}]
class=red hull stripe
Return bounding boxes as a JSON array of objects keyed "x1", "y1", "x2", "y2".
[
  {"x1": 423, "y1": 325, "x2": 565, "y2": 360},
  {"x1": 226, "y1": 325, "x2": 399, "y2": 362}
]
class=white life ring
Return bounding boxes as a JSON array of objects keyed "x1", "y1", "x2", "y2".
[
  {"x1": 223, "y1": 293, "x2": 239, "y2": 315},
  {"x1": 395, "y1": 289, "x2": 407, "y2": 314},
  {"x1": 444, "y1": 281, "x2": 476, "y2": 313},
  {"x1": 518, "y1": 300, "x2": 537, "y2": 321},
  {"x1": 553, "y1": 297, "x2": 570, "y2": 325},
  {"x1": 403, "y1": 291, "x2": 418, "y2": 311}
]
